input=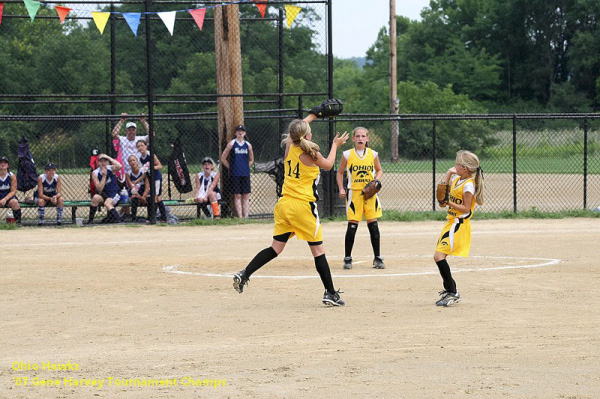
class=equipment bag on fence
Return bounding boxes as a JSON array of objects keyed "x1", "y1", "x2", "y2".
[
  {"x1": 255, "y1": 156, "x2": 285, "y2": 197},
  {"x1": 168, "y1": 137, "x2": 192, "y2": 194},
  {"x1": 16, "y1": 137, "x2": 38, "y2": 192}
]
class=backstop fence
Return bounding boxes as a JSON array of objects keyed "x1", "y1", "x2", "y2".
[{"x1": 1, "y1": 110, "x2": 599, "y2": 222}]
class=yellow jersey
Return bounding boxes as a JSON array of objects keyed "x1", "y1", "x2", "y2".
[
  {"x1": 281, "y1": 145, "x2": 320, "y2": 202},
  {"x1": 344, "y1": 148, "x2": 378, "y2": 191},
  {"x1": 447, "y1": 176, "x2": 476, "y2": 221}
]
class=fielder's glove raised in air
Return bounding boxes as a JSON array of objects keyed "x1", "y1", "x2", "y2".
[
  {"x1": 436, "y1": 182, "x2": 449, "y2": 207},
  {"x1": 361, "y1": 179, "x2": 382, "y2": 200},
  {"x1": 309, "y1": 99, "x2": 344, "y2": 118}
]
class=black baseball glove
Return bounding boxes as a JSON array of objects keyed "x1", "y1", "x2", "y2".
[{"x1": 309, "y1": 99, "x2": 344, "y2": 118}]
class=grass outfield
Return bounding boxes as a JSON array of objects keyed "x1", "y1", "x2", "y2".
[{"x1": 381, "y1": 156, "x2": 600, "y2": 174}]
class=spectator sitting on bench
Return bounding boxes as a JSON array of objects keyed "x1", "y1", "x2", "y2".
[
  {"x1": 193, "y1": 157, "x2": 221, "y2": 219},
  {"x1": 0, "y1": 156, "x2": 21, "y2": 225},
  {"x1": 125, "y1": 155, "x2": 150, "y2": 222},
  {"x1": 35, "y1": 163, "x2": 64, "y2": 226},
  {"x1": 136, "y1": 140, "x2": 168, "y2": 222},
  {"x1": 89, "y1": 154, "x2": 123, "y2": 224}
]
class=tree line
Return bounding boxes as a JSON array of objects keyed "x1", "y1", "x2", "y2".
[{"x1": 1, "y1": 1, "x2": 598, "y2": 164}]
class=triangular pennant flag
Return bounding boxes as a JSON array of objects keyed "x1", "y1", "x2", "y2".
[
  {"x1": 91, "y1": 12, "x2": 110, "y2": 34},
  {"x1": 189, "y1": 8, "x2": 206, "y2": 31},
  {"x1": 285, "y1": 5, "x2": 301, "y2": 28},
  {"x1": 0, "y1": 3, "x2": 4, "y2": 25},
  {"x1": 55, "y1": 6, "x2": 71, "y2": 24},
  {"x1": 24, "y1": 0, "x2": 41, "y2": 22},
  {"x1": 253, "y1": 0, "x2": 267, "y2": 18},
  {"x1": 157, "y1": 11, "x2": 176, "y2": 36},
  {"x1": 122, "y1": 13, "x2": 141, "y2": 36}
]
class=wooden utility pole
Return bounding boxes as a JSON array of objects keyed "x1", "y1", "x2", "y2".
[
  {"x1": 389, "y1": 0, "x2": 399, "y2": 161},
  {"x1": 215, "y1": 2, "x2": 244, "y2": 149},
  {"x1": 215, "y1": 2, "x2": 244, "y2": 215}
]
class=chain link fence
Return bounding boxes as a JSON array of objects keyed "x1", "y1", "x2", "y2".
[{"x1": 2, "y1": 1, "x2": 599, "y2": 224}]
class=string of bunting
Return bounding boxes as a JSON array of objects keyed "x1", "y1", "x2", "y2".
[{"x1": 0, "y1": 0, "x2": 303, "y2": 35}]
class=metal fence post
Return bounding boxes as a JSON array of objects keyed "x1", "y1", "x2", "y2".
[
  {"x1": 145, "y1": 0, "x2": 156, "y2": 224},
  {"x1": 110, "y1": 3, "x2": 116, "y2": 120},
  {"x1": 278, "y1": 8, "x2": 285, "y2": 137},
  {"x1": 432, "y1": 119, "x2": 436, "y2": 211},
  {"x1": 512, "y1": 114, "x2": 517, "y2": 213},
  {"x1": 584, "y1": 117, "x2": 588, "y2": 210}
]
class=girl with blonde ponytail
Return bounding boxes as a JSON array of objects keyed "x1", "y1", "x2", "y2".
[
  {"x1": 433, "y1": 150, "x2": 485, "y2": 307},
  {"x1": 233, "y1": 109, "x2": 350, "y2": 307}
]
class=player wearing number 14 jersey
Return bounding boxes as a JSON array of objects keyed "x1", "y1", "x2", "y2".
[{"x1": 232, "y1": 112, "x2": 349, "y2": 306}]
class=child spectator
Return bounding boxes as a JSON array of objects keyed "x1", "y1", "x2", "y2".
[
  {"x1": 136, "y1": 140, "x2": 168, "y2": 222},
  {"x1": 0, "y1": 156, "x2": 21, "y2": 225},
  {"x1": 89, "y1": 154, "x2": 123, "y2": 224},
  {"x1": 36, "y1": 163, "x2": 64, "y2": 225},
  {"x1": 125, "y1": 155, "x2": 150, "y2": 222},
  {"x1": 221, "y1": 125, "x2": 254, "y2": 218},
  {"x1": 193, "y1": 157, "x2": 221, "y2": 219}
]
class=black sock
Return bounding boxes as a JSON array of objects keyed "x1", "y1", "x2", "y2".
[
  {"x1": 367, "y1": 221, "x2": 381, "y2": 257},
  {"x1": 14, "y1": 209, "x2": 22, "y2": 224},
  {"x1": 344, "y1": 222, "x2": 358, "y2": 257},
  {"x1": 89, "y1": 206, "x2": 98, "y2": 222},
  {"x1": 245, "y1": 247, "x2": 278, "y2": 278},
  {"x1": 157, "y1": 201, "x2": 167, "y2": 220},
  {"x1": 109, "y1": 208, "x2": 122, "y2": 222},
  {"x1": 314, "y1": 254, "x2": 335, "y2": 294},
  {"x1": 436, "y1": 259, "x2": 456, "y2": 293},
  {"x1": 131, "y1": 198, "x2": 139, "y2": 219}
]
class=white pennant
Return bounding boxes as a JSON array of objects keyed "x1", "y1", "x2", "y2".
[{"x1": 158, "y1": 11, "x2": 176, "y2": 35}]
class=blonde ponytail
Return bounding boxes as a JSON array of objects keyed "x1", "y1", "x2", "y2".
[
  {"x1": 284, "y1": 119, "x2": 321, "y2": 161},
  {"x1": 299, "y1": 137, "x2": 320, "y2": 161},
  {"x1": 456, "y1": 150, "x2": 484, "y2": 205}
]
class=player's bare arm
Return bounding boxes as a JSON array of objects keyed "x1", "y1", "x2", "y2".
[
  {"x1": 220, "y1": 141, "x2": 234, "y2": 168},
  {"x1": 313, "y1": 131, "x2": 349, "y2": 170},
  {"x1": 55, "y1": 176, "x2": 63, "y2": 199},
  {"x1": 374, "y1": 156, "x2": 383, "y2": 180},
  {"x1": 448, "y1": 191, "x2": 473, "y2": 213},
  {"x1": 248, "y1": 143, "x2": 254, "y2": 167},
  {"x1": 337, "y1": 155, "x2": 347, "y2": 198},
  {"x1": 112, "y1": 113, "x2": 127, "y2": 138}
]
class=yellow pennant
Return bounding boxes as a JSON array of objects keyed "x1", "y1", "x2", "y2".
[
  {"x1": 92, "y1": 12, "x2": 110, "y2": 34},
  {"x1": 284, "y1": 5, "x2": 301, "y2": 29}
]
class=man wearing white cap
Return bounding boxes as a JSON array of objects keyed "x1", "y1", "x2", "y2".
[{"x1": 111, "y1": 113, "x2": 149, "y2": 175}]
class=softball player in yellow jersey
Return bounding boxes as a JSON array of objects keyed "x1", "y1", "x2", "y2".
[
  {"x1": 434, "y1": 150, "x2": 485, "y2": 307},
  {"x1": 336, "y1": 127, "x2": 384, "y2": 270},
  {"x1": 233, "y1": 114, "x2": 349, "y2": 306}
]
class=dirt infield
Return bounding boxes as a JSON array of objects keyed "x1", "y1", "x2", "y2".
[{"x1": 1, "y1": 219, "x2": 600, "y2": 398}]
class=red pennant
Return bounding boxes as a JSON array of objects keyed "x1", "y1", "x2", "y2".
[
  {"x1": 55, "y1": 6, "x2": 71, "y2": 24},
  {"x1": 189, "y1": 8, "x2": 206, "y2": 31},
  {"x1": 253, "y1": 0, "x2": 267, "y2": 18},
  {"x1": 0, "y1": 3, "x2": 4, "y2": 25}
]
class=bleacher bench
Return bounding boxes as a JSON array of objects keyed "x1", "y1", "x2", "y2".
[{"x1": 19, "y1": 200, "x2": 226, "y2": 223}]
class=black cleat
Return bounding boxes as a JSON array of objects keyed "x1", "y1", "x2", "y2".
[
  {"x1": 436, "y1": 290, "x2": 461, "y2": 307},
  {"x1": 343, "y1": 256, "x2": 353, "y2": 270},
  {"x1": 233, "y1": 270, "x2": 249, "y2": 293},
  {"x1": 373, "y1": 256, "x2": 385, "y2": 269},
  {"x1": 322, "y1": 290, "x2": 345, "y2": 307}
]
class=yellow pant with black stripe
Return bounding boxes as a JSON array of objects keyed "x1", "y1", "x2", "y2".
[
  {"x1": 435, "y1": 219, "x2": 472, "y2": 257},
  {"x1": 346, "y1": 189, "x2": 382, "y2": 221},
  {"x1": 273, "y1": 196, "x2": 322, "y2": 242}
]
